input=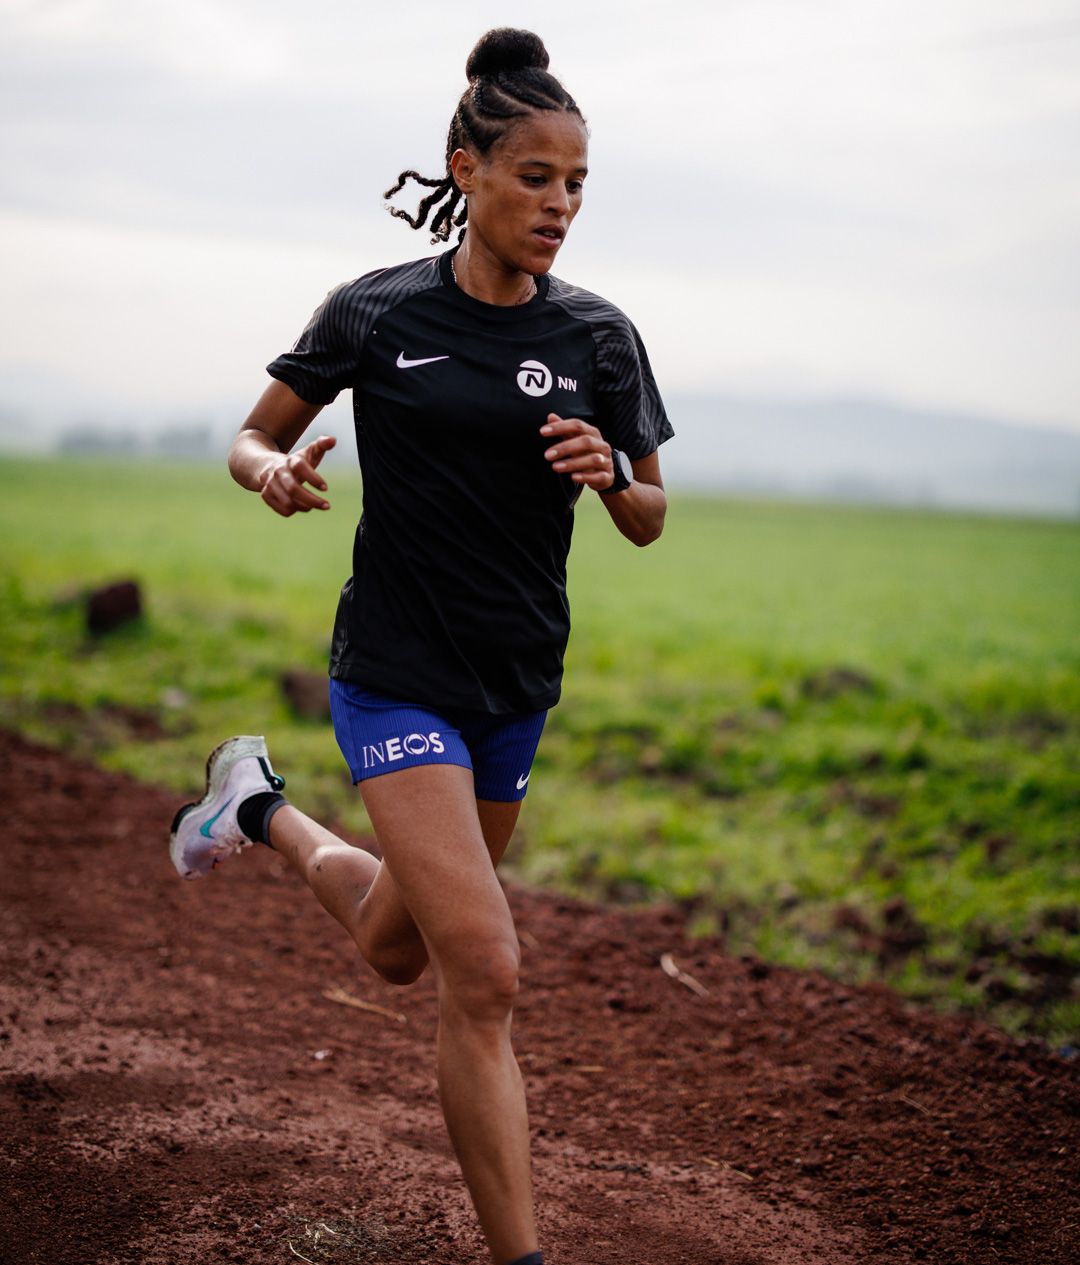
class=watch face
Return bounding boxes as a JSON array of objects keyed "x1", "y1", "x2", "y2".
[{"x1": 616, "y1": 450, "x2": 633, "y2": 483}]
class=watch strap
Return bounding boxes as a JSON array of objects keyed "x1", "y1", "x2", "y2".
[{"x1": 600, "y1": 448, "x2": 632, "y2": 495}]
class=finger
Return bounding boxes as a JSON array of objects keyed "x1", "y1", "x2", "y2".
[
  {"x1": 540, "y1": 415, "x2": 595, "y2": 438},
  {"x1": 280, "y1": 463, "x2": 331, "y2": 510},
  {"x1": 555, "y1": 452, "x2": 612, "y2": 475},
  {"x1": 289, "y1": 456, "x2": 329, "y2": 494},
  {"x1": 305, "y1": 434, "x2": 337, "y2": 468},
  {"x1": 546, "y1": 439, "x2": 611, "y2": 471},
  {"x1": 264, "y1": 472, "x2": 319, "y2": 515},
  {"x1": 545, "y1": 435, "x2": 606, "y2": 460},
  {"x1": 284, "y1": 479, "x2": 330, "y2": 511},
  {"x1": 571, "y1": 469, "x2": 615, "y2": 489},
  {"x1": 261, "y1": 483, "x2": 296, "y2": 518}
]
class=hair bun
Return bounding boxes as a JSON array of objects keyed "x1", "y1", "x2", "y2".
[{"x1": 466, "y1": 28, "x2": 549, "y2": 80}]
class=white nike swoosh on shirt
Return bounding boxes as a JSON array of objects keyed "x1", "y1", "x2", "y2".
[
  {"x1": 396, "y1": 352, "x2": 451, "y2": 369},
  {"x1": 516, "y1": 772, "x2": 531, "y2": 790}
]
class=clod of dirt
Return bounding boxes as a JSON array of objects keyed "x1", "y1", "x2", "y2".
[
  {"x1": 41, "y1": 700, "x2": 167, "y2": 745},
  {"x1": 833, "y1": 904, "x2": 874, "y2": 937},
  {"x1": 85, "y1": 579, "x2": 142, "y2": 635},
  {"x1": 801, "y1": 665, "x2": 878, "y2": 699},
  {"x1": 281, "y1": 669, "x2": 331, "y2": 720},
  {"x1": 877, "y1": 895, "x2": 929, "y2": 962}
]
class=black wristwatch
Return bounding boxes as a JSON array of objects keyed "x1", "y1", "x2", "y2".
[{"x1": 600, "y1": 448, "x2": 633, "y2": 495}]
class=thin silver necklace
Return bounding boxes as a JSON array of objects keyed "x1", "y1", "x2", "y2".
[{"x1": 451, "y1": 254, "x2": 536, "y2": 306}]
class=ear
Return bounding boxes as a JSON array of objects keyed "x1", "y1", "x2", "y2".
[{"x1": 449, "y1": 147, "x2": 478, "y2": 194}]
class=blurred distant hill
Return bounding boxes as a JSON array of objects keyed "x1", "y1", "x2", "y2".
[
  {"x1": 2, "y1": 371, "x2": 1078, "y2": 517},
  {"x1": 663, "y1": 395, "x2": 1080, "y2": 518}
]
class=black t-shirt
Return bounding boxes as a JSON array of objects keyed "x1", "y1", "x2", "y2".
[{"x1": 266, "y1": 249, "x2": 672, "y2": 714}]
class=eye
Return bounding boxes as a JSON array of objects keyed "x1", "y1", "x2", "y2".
[
  {"x1": 567, "y1": 180, "x2": 584, "y2": 194},
  {"x1": 522, "y1": 174, "x2": 545, "y2": 186}
]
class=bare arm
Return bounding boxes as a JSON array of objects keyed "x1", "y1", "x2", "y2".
[
  {"x1": 229, "y1": 380, "x2": 337, "y2": 517},
  {"x1": 594, "y1": 450, "x2": 667, "y2": 547},
  {"x1": 540, "y1": 414, "x2": 667, "y2": 546}
]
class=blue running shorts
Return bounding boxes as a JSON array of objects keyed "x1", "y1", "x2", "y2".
[{"x1": 329, "y1": 680, "x2": 548, "y2": 802}]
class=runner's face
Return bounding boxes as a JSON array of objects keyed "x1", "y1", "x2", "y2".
[{"x1": 455, "y1": 111, "x2": 588, "y2": 276}]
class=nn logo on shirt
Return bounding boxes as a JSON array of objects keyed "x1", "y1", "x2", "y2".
[
  {"x1": 516, "y1": 360, "x2": 577, "y2": 397},
  {"x1": 517, "y1": 360, "x2": 552, "y2": 397}
]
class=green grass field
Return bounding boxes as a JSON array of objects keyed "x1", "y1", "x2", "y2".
[{"x1": 3, "y1": 456, "x2": 1079, "y2": 1044}]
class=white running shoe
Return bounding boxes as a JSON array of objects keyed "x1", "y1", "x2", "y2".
[{"x1": 169, "y1": 736, "x2": 285, "y2": 880}]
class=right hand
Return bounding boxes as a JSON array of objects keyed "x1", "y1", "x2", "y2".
[{"x1": 257, "y1": 434, "x2": 337, "y2": 517}]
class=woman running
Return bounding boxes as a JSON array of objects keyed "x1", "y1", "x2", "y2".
[{"x1": 169, "y1": 27, "x2": 671, "y2": 1265}]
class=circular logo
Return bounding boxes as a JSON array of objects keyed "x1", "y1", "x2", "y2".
[
  {"x1": 402, "y1": 733, "x2": 430, "y2": 756},
  {"x1": 517, "y1": 359, "x2": 552, "y2": 397}
]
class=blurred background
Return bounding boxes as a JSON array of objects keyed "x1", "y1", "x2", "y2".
[
  {"x1": 2, "y1": 0, "x2": 1078, "y2": 1045},
  {"x1": 3, "y1": 0, "x2": 1080, "y2": 511}
]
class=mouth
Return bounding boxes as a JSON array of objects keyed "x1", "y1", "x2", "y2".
[{"x1": 532, "y1": 225, "x2": 565, "y2": 246}]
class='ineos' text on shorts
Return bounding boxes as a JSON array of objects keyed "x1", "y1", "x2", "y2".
[{"x1": 361, "y1": 732, "x2": 446, "y2": 769}]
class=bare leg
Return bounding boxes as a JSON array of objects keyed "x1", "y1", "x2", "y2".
[
  {"x1": 358, "y1": 764, "x2": 537, "y2": 1265},
  {"x1": 267, "y1": 806, "x2": 422, "y2": 983},
  {"x1": 263, "y1": 769, "x2": 534, "y2": 1262},
  {"x1": 266, "y1": 793, "x2": 521, "y2": 986}
]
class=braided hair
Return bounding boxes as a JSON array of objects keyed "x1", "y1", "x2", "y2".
[{"x1": 384, "y1": 28, "x2": 585, "y2": 243}]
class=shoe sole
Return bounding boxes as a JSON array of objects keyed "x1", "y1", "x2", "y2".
[{"x1": 169, "y1": 735, "x2": 269, "y2": 876}]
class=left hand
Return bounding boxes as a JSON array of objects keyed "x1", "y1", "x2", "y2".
[{"x1": 540, "y1": 414, "x2": 614, "y2": 490}]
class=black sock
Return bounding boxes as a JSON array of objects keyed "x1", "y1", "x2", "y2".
[
  {"x1": 236, "y1": 792, "x2": 288, "y2": 847},
  {"x1": 506, "y1": 1255, "x2": 543, "y2": 1265}
]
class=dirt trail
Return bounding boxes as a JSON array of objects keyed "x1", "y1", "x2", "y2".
[{"x1": 2, "y1": 730, "x2": 1077, "y2": 1264}]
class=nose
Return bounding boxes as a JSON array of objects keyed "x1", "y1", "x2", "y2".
[{"x1": 544, "y1": 184, "x2": 570, "y2": 217}]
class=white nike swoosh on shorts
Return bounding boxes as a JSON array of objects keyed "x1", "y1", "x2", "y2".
[
  {"x1": 516, "y1": 772, "x2": 531, "y2": 790},
  {"x1": 396, "y1": 352, "x2": 451, "y2": 368}
]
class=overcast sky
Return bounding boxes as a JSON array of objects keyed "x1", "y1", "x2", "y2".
[{"x1": 2, "y1": 0, "x2": 1079, "y2": 437}]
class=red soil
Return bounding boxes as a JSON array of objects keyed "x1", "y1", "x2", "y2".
[{"x1": 2, "y1": 730, "x2": 1078, "y2": 1264}]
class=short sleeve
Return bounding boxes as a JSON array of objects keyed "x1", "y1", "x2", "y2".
[
  {"x1": 594, "y1": 319, "x2": 674, "y2": 461},
  {"x1": 266, "y1": 283, "x2": 361, "y2": 406}
]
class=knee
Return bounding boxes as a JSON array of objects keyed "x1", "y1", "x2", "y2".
[{"x1": 439, "y1": 939, "x2": 521, "y2": 1025}]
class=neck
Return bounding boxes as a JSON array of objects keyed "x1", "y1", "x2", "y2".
[{"x1": 452, "y1": 240, "x2": 536, "y2": 306}]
